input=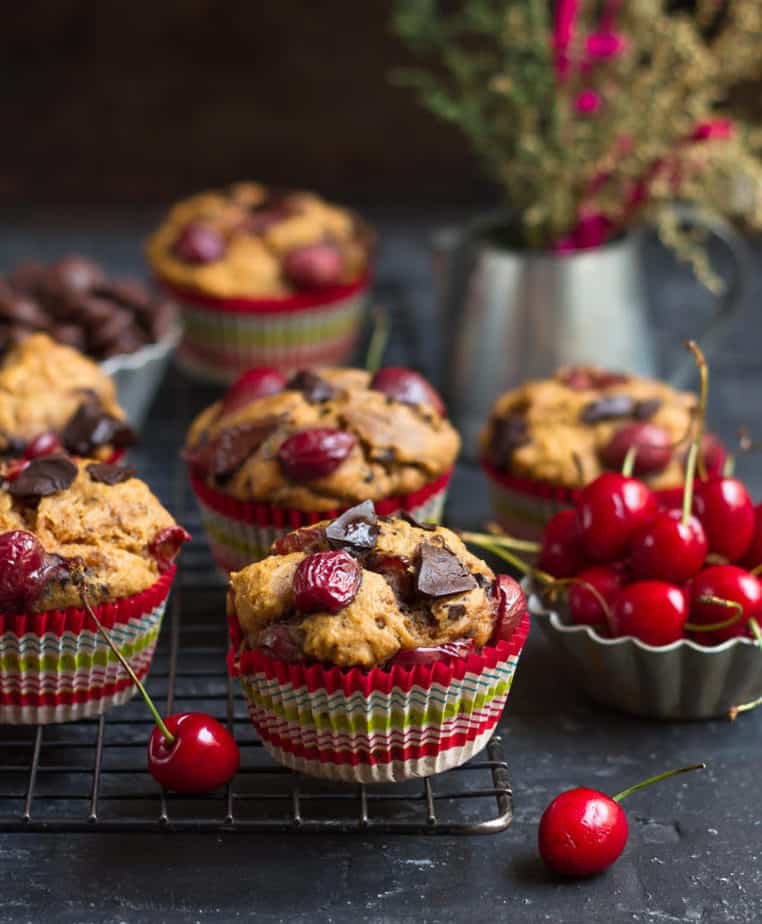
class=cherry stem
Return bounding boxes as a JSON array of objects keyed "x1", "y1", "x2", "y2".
[
  {"x1": 722, "y1": 454, "x2": 736, "y2": 478},
  {"x1": 729, "y1": 618, "x2": 762, "y2": 720},
  {"x1": 460, "y1": 530, "x2": 540, "y2": 554},
  {"x1": 545, "y1": 576, "x2": 614, "y2": 625},
  {"x1": 612, "y1": 763, "x2": 705, "y2": 803},
  {"x1": 751, "y1": 564, "x2": 762, "y2": 578},
  {"x1": 685, "y1": 340, "x2": 708, "y2": 481},
  {"x1": 80, "y1": 592, "x2": 176, "y2": 744},
  {"x1": 621, "y1": 446, "x2": 637, "y2": 478},
  {"x1": 684, "y1": 594, "x2": 745, "y2": 632},
  {"x1": 464, "y1": 536, "x2": 554, "y2": 584},
  {"x1": 365, "y1": 306, "x2": 390, "y2": 375},
  {"x1": 682, "y1": 441, "x2": 699, "y2": 527}
]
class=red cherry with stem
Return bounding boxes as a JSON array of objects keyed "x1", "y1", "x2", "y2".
[
  {"x1": 609, "y1": 580, "x2": 687, "y2": 645},
  {"x1": 538, "y1": 509, "x2": 587, "y2": 579},
  {"x1": 576, "y1": 472, "x2": 657, "y2": 563},
  {"x1": 693, "y1": 477, "x2": 754, "y2": 562},
  {"x1": 222, "y1": 368, "x2": 287, "y2": 414},
  {"x1": 277, "y1": 428, "x2": 355, "y2": 481},
  {"x1": 688, "y1": 565, "x2": 762, "y2": 644},
  {"x1": 538, "y1": 764, "x2": 704, "y2": 877},
  {"x1": 568, "y1": 565, "x2": 624, "y2": 627},
  {"x1": 172, "y1": 223, "x2": 227, "y2": 264},
  {"x1": 741, "y1": 504, "x2": 762, "y2": 570},
  {"x1": 24, "y1": 432, "x2": 63, "y2": 459},
  {"x1": 293, "y1": 550, "x2": 362, "y2": 613},
  {"x1": 79, "y1": 594, "x2": 240, "y2": 793},
  {"x1": 370, "y1": 367, "x2": 446, "y2": 416},
  {"x1": 600, "y1": 422, "x2": 672, "y2": 475},
  {"x1": 283, "y1": 244, "x2": 343, "y2": 289}
]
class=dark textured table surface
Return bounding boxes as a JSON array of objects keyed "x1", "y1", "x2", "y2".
[{"x1": 1, "y1": 210, "x2": 761, "y2": 924}]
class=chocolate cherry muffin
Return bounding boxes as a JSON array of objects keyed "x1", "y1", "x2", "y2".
[
  {"x1": 0, "y1": 454, "x2": 189, "y2": 724},
  {"x1": 0, "y1": 333, "x2": 135, "y2": 462},
  {"x1": 480, "y1": 366, "x2": 726, "y2": 538},
  {"x1": 146, "y1": 182, "x2": 373, "y2": 381},
  {"x1": 185, "y1": 365, "x2": 459, "y2": 571},
  {"x1": 228, "y1": 504, "x2": 530, "y2": 782}
]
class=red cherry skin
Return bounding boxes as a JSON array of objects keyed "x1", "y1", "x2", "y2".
[
  {"x1": 538, "y1": 509, "x2": 586, "y2": 579},
  {"x1": 370, "y1": 367, "x2": 446, "y2": 417},
  {"x1": 222, "y1": 368, "x2": 288, "y2": 414},
  {"x1": 172, "y1": 224, "x2": 227, "y2": 264},
  {"x1": 688, "y1": 565, "x2": 762, "y2": 644},
  {"x1": 600, "y1": 423, "x2": 672, "y2": 476},
  {"x1": 693, "y1": 478, "x2": 754, "y2": 562},
  {"x1": 256, "y1": 623, "x2": 305, "y2": 661},
  {"x1": 609, "y1": 580, "x2": 687, "y2": 645},
  {"x1": 577, "y1": 474, "x2": 657, "y2": 563},
  {"x1": 147, "y1": 712, "x2": 240, "y2": 794},
  {"x1": 698, "y1": 432, "x2": 727, "y2": 478},
  {"x1": 568, "y1": 565, "x2": 624, "y2": 627},
  {"x1": 0, "y1": 530, "x2": 47, "y2": 612},
  {"x1": 283, "y1": 244, "x2": 343, "y2": 289},
  {"x1": 271, "y1": 526, "x2": 327, "y2": 556},
  {"x1": 538, "y1": 787, "x2": 628, "y2": 877},
  {"x1": 277, "y1": 428, "x2": 355, "y2": 481},
  {"x1": 741, "y1": 504, "x2": 762, "y2": 570},
  {"x1": 630, "y1": 509, "x2": 708, "y2": 584},
  {"x1": 148, "y1": 526, "x2": 191, "y2": 573},
  {"x1": 493, "y1": 574, "x2": 527, "y2": 642},
  {"x1": 390, "y1": 639, "x2": 475, "y2": 667},
  {"x1": 293, "y1": 549, "x2": 362, "y2": 613},
  {"x1": 24, "y1": 432, "x2": 63, "y2": 459}
]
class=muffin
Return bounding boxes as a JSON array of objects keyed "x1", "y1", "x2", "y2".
[
  {"x1": 227, "y1": 505, "x2": 530, "y2": 782},
  {"x1": 0, "y1": 454, "x2": 189, "y2": 723},
  {"x1": 185, "y1": 365, "x2": 459, "y2": 572},
  {"x1": 147, "y1": 182, "x2": 373, "y2": 381},
  {"x1": 0, "y1": 333, "x2": 135, "y2": 462},
  {"x1": 480, "y1": 366, "x2": 726, "y2": 539}
]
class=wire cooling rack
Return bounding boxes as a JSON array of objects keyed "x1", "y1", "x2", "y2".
[{"x1": 0, "y1": 414, "x2": 514, "y2": 836}]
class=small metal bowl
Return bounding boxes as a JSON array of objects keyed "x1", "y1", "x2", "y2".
[
  {"x1": 526, "y1": 582, "x2": 762, "y2": 720},
  {"x1": 100, "y1": 326, "x2": 181, "y2": 429}
]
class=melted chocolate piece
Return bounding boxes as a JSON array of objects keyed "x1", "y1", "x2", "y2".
[
  {"x1": 287, "y1": 370, "x2": 336, "y2": 403},
  {"x1": 9, "y1": 455, "x2": 77, "y2": 499},
  {"x1": 416, "y1": 543, "x2": 477, "y2": 598},
  {"x1": 633, "y1": 398, "x2": 662, "y2": 420},
  {"x1": 490, "y1": 414, "x2": 530, "y2": 466},
  {"x1": 447, "y1": 604, "x2": 466, "y2": 621},
  {"x1": 580, "y1": 395, "x2": 635, "y2": 424},
  {"x1": 189, "y1": 420, "x2": 278, "y2": 484},
  {"x1": 61, "y1": 400, "x2": 136, "y2": 456},
  {"x1": 86, "y1": 462, "x2": 136, "y2": 485},
  {"x1": 399, "y1": 511, "x2": 436, "y2": 531},
  {"x1": 325, "y1": 500, "x2": 379, "y2": 550}
]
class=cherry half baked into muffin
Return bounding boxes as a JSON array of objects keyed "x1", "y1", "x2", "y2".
[
  {"x1": 227, "y1": 503, "x2": 530, "y2": 782},
  {"x1": 0, "y1": 454, "x2": 189, "y2": 724},
  {"x1": 481, "y1": 366, "x2": 725, "y2": 539},
  {"x1": 185, "y1": 365, "x2": 459, "y2": 572},
  {"x1": 146, "y1": 182, "x2": 373, "y2": 381}
]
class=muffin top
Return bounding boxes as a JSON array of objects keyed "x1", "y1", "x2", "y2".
[
  {"x1": 480, "y1": 367, "x2": 699, "y2": 490},
  {"x1": 0, "y1": 455, "x2": 189, "y2": 613},
  {"x1": 146, "y1": 182, "x2": 372, "y2": 298},
  {"x1": 185, "y1": 367, "x2": 460, "y2": 511},
  {"x1": 0, "y1": 333, "x2": 134, "y2": 460},
  {"x1": 229, "y1": 504, "x2": 524, "y2": 668}
]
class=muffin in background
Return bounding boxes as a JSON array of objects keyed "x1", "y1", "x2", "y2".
[
  {"x1": 185, "y1": 365, "x2": 459, "y2": 572},
  {"x1": 480, "y1": 366, "x2": 726, "y2": 539},
  {"x1": 147, "y1": 182, "x2": 373, "y2": 381},
  {"x1": 228, "y1": 505, "x2": 529, "y2": 782}
]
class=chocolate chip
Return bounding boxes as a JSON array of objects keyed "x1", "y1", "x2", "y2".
[
  {"x1": 86, "y1": 462, "x2": 136, "y2": 485},
  {"x1": 447, "y1": 604, "x2": 466, "y2": 621},
  {"x1": 287, "y1": 370, "x2": 335, "y2": 403},
  {"x1": 9, "y1": 455, "x2": 77, "y2": 499},
  {"x1": 580, "y1": 395, "x2": 635, "y2": 424},
  {"x1": 61, "y1": 400, "x2": 136, "y2": 456},
  {"x1": 633, "y1": 398, "x2": 662, "y2": 420},
  {"x1": 47, "y1": 256, "x2": 106, "y2": 295},
  {"x1": 325, "y1": 500, "x2": 379, "y2": 550},
  {"x1": 416, "y1": 543, "x2": 477, "y2": 598},
  {"x1": 399, "y1": 511, "x2": 436, "y2": 531},
  {"x1": 0, "y1": 294, "x2": 50, "y2": 328},
  {"x1": 187, "y1": 420, "x2": 278, "y2": 483},
  {"x1": 490, "y1": 414, "x2": 530, "y2": 465}
]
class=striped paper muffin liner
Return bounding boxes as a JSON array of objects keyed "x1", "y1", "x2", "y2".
[
  {"x1": 229, "y1": 607, "x2": 530, "y2": 783},
  {"x1": 159, "y1": 275, "x2": 370, "y2": 383},
  {"x1": 0, "y1": 568, "x2": 175, "y2": 725},
  {"x1": 189, "y1": 468, "x2": 453, "y2": 574}
]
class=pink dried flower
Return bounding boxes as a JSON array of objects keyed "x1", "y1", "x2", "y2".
[
  {"x1": 576, "y1": 90, "x2": 602, "y2": 115},
  {"x1": 586, "y1": 31, "x2": 626, "y2": 59},
  {"x1": 690, "y1": 119, "x2": 735, "y2": 142},
  {"x1": 553, "y1": 0, "x2": 579, "y2": 79}
]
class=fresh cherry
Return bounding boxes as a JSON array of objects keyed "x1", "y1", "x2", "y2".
[
  {"x1": 630, "y1": 509, "x2": 707, "y2": 584},
  {"x1": 693, "y1": 477, "x2": 754, "y2": 562},
  {"x1": 568, "y1": 565, "x2": 624, "y2": 627},
  {"x1": 293, "y1": 549, "x2": 362, "y2": 614},
  {"x1": 277, "y1": 428, "x2": 355, "y2": 481},
  {"x1": 369, "y1": 367, "x2": 446, "y2": 416},
  {"x1": 172, "y1": 223, "x2": 227, "y2": 264},
  {"x1": 538, "y1": 509, "x2": 587, "y2": 579},
  {"x1": 741, "y1": 504, "x2": 762, "y2": 570},
  {"x1": 576, "y1": 473, "x2": 657, "y2": 563},
  {"x1": 696, "y1": 432, "x2": 727, "y2": 478},
  {"x1": 609, "y1": 580, "x2": 687, "y2": 645},
  {"x1": 24, "y1": 432, "x2": 63, "y2": 459},
  {"x1": 283, "y1": 244, "x2": 343, "y2": 289},
  {"x1": 0, "y1": 530, "x2": 67, "y2": 613},
  {"x1": 221, "y1": 368, "x2": 287, "y2": 414},
  {"x1": 688, "y1": 565, "x2": 762, "y2": 644},
  {"x1": 600, "y1": 422, "x2": 672, "y2": 475},
  {"x1": 148, "y1": 713, "x2": 240, "y2": 794}
]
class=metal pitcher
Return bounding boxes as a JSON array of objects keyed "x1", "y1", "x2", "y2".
[{"x1": 437, "y1": 205, "x2": 750, "y2": 455}]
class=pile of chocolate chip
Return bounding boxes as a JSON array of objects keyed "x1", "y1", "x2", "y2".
[{"x1": 0, "y1": 255, "x2": 178, "y2": 360}]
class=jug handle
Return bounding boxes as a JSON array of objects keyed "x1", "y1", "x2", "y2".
[{"x1": 665, "y1": 202, "x2": 750, "y2": 388}]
